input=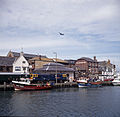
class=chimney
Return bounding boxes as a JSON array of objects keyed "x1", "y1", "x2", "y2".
[
  {"x1": 94, "y1": 56, "x2": 97, "y2": 61},
  {"x1": 107, "y1": 59, "x2": 110, "y2": 64},
  {"x1": 20, "y1": 51, "x2": 24, "y2": 56}
]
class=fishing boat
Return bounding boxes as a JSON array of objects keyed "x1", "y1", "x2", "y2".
[
  {"x1": 77, "y1": 78, "x2": 102, "y2": 88},
  {"x1": 102, "y1": 78, "x2": 114, "y2": 86},
  {"x1": 112, "y1": 74, "x2": 120, "y2": 86},
  {"x1": 12, "y1": 78, "x2": 52, "y2": 91},
  {"x1": 90, "y1": 80, "x2": 102, "y2": 87},
  {"x1": 77, "y1": 79, "x2": 91, "y2": 87}
]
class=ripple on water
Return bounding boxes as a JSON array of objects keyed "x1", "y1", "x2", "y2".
[{"x1": 0, "y1": 87, "x2": 120, "y2": 116}]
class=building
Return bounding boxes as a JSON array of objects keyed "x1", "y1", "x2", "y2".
[
  {"x1": 65, "y1": 59, "x2": 76, "y2": 69},
  {"x1": 98, "y1": 60, "x2": 116, "y2": 80},
  {"x1": 13, "y1": 52, "x2": 29, "y2": 74},
  {"x1": 53, "y1": 58, "x2": 68, "y2": 65},
  {"x1": 29, "y1": 56, "x2": 54, "y2": 72},
  {"x1": 0, "y1": 52, "x2": 30, "y2": 74},
  {"x1": 34, "y1": 63, "x2": 75, "y2": 82},
  {"x1": 7, "y1": 51, "x2": 49, "y2": 73},
  {"x1": 0, "y1": 56, "x2": 15, "y2": 72},
  {"x1": 29, "y1": 57, "x2": 68, "y2": 73},
  {"x1": 75, "y1": 56, "x2": 98, "y2": 78}
]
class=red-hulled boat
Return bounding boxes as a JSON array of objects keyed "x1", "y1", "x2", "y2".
[
  {"x1": 12, "y1": 78, "x2": 52, "y2": 91},
  {"x1": 102, "y1": 78, "x2": 114, "y2": 86}
]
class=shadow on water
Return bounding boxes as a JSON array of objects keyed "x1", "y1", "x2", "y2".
[{"x1": 0, "y1": 87, "x2": 120, "y2": 117}]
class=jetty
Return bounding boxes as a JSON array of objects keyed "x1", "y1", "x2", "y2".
[
  {"x1": 0, "y1": 82, "x2": 14, "y2": 91},
  {"x1": 53, "y1": 82, "x2": 78, "y2": 88}
]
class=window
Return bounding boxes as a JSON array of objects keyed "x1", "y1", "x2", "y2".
[
  {"x1": 0, "y1": 66, "x2": 3, "y2": 71},
  {"x1": 7, "y1": 67, "x2": 10, "y2": 72},
  {"x1": 32, "y1": 62, "x2": 34, "y2": 64},
  {"x1": 89, "y1": 62, "x2": 91, "y2": 66},
  {"x1": 23, "y1": 67, "x2": 26, "y2": 71},
  {"x1": 15, "y1": 66, "x2": 21, "y2": 71},
  {"x1": 22, "y1": 61, "x2": 26, "y2": 63}
]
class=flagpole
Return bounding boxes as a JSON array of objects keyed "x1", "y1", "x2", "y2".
[{"x1": 53, "y1": 52, "x2": 57, "y2": 84}]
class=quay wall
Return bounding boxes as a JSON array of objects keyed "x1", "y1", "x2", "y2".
[{"x1": 53, "y1": 82, "x2": 78, "y2": 88}]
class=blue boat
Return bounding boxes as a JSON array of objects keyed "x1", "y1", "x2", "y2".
[{"x1": 77, "y1": 79, "x2": 102, "y2": 88}]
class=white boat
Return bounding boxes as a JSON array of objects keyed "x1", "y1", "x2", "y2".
[
  {"x1": 112, "y1": 74, "x2": 120, "y2": 86},
  {"x1": 76, "y1": 79, "x2": 90, "y2": 88}
]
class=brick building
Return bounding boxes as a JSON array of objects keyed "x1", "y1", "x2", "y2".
[{"x1": 75, "y1": 56, "x2": 98, "y2": 78}]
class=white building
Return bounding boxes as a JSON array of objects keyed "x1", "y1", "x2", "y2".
[
  {"x1": 13, "y1": 52, "x2": 29, "y2": 74},
  {"x1": 98, "y1": 60, "x2": 116, "y2": 80},
  {"x1": 99, "y1": 67, "x2": 115, "y2": 80}
]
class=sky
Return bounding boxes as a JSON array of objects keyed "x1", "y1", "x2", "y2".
[{"x1": 0, "y1": 0, "x2": 120, "y2": 69}]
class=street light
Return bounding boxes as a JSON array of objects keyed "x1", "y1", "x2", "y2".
[{"x1": 53, "y1": 52, "x2": 57, "y2": 84}]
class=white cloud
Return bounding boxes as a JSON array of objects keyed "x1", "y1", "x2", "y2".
[
  {"x1": 0, "y1": 0, "x2": 119, "y2": 29},
  {"x1": 0, "y1": 0, "x2": 120, "y2": 67}
]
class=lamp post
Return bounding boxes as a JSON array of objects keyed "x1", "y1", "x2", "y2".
[{"x1": 53, "y1": 52, "x2": 57, "y2": 84}]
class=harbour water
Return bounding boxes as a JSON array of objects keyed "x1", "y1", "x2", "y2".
[{"x1": 0, "y1": 86, "x2": 120, "y2": 117}]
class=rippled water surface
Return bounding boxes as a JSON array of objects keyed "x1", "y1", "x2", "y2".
[{"x1": 0, "y1": 86, "x2": 120, "y2": 117}]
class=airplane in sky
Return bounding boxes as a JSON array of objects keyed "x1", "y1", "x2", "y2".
[{"x1": 59, "y1": 32, "x2": 64, "y2": 35}]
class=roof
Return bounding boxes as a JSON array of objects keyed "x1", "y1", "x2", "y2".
[
  {"x1": 65, "y1": 59, "x2": 76, "y2": 64},
  {"x1": 30, "y1": 57, "x2": 68, "y2": 64},
  {"x1": 34, "y1": 63, "x2": 75, "y2": 72},
  {"x1": 98, "y1": 60, "x2": 115, "y2": 72},
  {"x1": 8, "y1": 51, "x2": 47, "y2": 59},
  {"x1": 98, "y1": 61, "x2": 115, "y2": 67},
  {"x1": 0, "y1": 56, "x2": 15, "y2": 66},
  {"x1": 98, "y1": 66, "x2": 113, "y2": 72},
  {"x1": 78, "y1": 57, "x2": 97, "y2": 62},
  {"x1": 30, "y1": 57, "x2": 53, "y2": 62},
  {"x1": 53, "y1": 58, "x2": 68, "y2": 63}
]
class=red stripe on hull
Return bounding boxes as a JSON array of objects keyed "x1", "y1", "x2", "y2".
[
  {"x1": 13, "y1": 84, "x2": 52, "y2": 91},
  {"x1": 90, "y1": 81, "x2": 102, "y2": 85}
]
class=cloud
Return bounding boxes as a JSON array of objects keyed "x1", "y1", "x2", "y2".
[
  {"x1": 0, "y1": 0, "x2": 119, "y2": 28},
  {"x1": 0, "y1": 0, "x2": 120, "y2": 67},
  {"x1": 0, "y1": 34, "x2": 90, "y2": 50}
]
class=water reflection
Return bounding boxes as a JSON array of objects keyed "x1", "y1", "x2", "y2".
[{"x1": 0, "y1": 87, "x2": 120, "y2": 116}]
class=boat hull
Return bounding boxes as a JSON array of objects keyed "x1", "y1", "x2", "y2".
[
  {"x1": 77, "y1": 82, "x2": 102, "y2": 88},
  {"x1": 112, "y1": 82, "x2": 120, "y2": 86},
  {"x1": 78, "y1": 83, "x2": 91, "y2": 88},
  {"x1": 13, "y1": 84, "x2": 52, "y2": 91}
]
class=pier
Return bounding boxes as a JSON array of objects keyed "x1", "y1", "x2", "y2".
[
  {"x1": 53, "y1": 82, "x2": 78, "y2": 88},
  {"x1": 0, "y1": 82, "x2": 14, "y2": 91}
]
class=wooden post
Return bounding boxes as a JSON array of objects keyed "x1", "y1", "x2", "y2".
[
  {"x1": 4, "y1": 82, "x2": 7, "y2": 91},
  {"x1": 10, "y1": 82, "x2": 12, "y2": 90}
]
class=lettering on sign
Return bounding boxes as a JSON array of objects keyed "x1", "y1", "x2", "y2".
[{"x1": 76, "y1": 61, "x2": 86, "y2": 64}]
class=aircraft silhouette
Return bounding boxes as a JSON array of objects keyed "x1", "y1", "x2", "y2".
[{"x1": 59, "y1": 32, "x2": 64, "y2": 35}]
